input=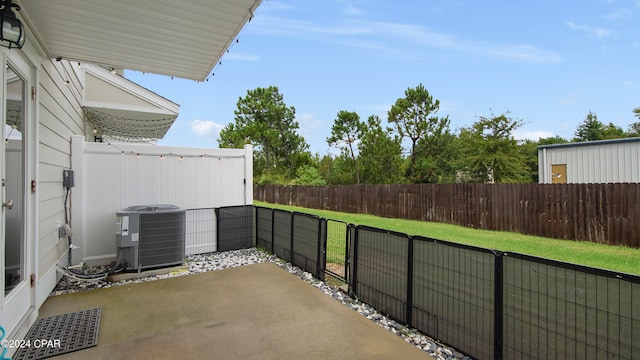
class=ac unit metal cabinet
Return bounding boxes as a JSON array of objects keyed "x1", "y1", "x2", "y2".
[{"x1": 115, "y1": 204, "x2": 186, "y2": 271}]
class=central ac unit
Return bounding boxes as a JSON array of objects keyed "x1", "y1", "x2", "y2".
[{"x1": 115, "y1": 204, "x2": 186, "y2": 271}]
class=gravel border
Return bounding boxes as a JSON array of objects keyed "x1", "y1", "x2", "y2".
[{"x1": 51, "y1": 248, "x2": 469, "y2": 360}]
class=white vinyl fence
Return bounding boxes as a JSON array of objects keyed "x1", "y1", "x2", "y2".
[
  {"x1": 185, "y1": 208, "x2": 217, "y2": 255},
  {"x1": 69, "y1": 135, "x2": 253, "y2": 265}
]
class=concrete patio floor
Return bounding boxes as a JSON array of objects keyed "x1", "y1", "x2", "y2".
[{"x1": 37, "y1": 262, "x2": 433, "y2": 360}]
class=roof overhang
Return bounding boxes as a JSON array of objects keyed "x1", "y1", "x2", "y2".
[
  {"x1": 19, "y1": 0, "x2": 262, "y2": 81},
  {"x1": 83, "y1": 64, "x2": 179, "y2": 140},
  {"x1": 537, "y1": 137, "x2": 640, "y2": 150}
]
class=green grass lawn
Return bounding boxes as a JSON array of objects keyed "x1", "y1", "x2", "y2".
[{"x1": 255, "y1": 200, "x2": 640, "y2": 276}]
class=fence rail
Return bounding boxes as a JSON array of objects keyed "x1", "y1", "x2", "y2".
[{"x1": 254, "y1": 183, "x2": 640, "y2": 248}]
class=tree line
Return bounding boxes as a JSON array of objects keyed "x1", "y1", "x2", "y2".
[{"x1": 219, "y1": 85, "x2": 640, "y2": 185}]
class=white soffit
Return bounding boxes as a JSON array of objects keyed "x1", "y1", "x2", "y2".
[
  {"x1": 83, "y1": 64, "x2": 179, "y2": 140},
  {"x1": 20, "y1": 0, "x2": 262, "y2": 81}
]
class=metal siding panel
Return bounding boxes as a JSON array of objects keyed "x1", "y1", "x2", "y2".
[
  {"x1": 570, "y1": 148, "x2": 580, "y2": 183},
  {"x1": 599, "y1": 145, "x2": 609, "y2": 183},
  {"x1": 587, "y1": 147, "x2": 595, "y2": 183},
  {"x1": 586, "y1": 147, "x2": 595, "y2": 183},
  {"x1": 614, "y1": 144, "x2": 623, "y2": 182},
  {"x1": 538, "y1": 149, "x2": 546, "y2": 183},
  {"x1": 574, "y1": 147, "x2": 582, "y2": 183},
  {"x1": 623, "y1": 145, "x2": 631, "y2": 181},
  {"x1": 610, "y1": 145, "x2": 618, "y2": 182},
  {"x1": 625, "y1": 142, "x2": 640, "y2": 182},
  {"x1": 545, "y1": 141, "x2": 640, "y2": 184},
  {"x1": 629, "y1": 145, "x2": 640, "y2": 183},
  {"x1": 617, "y1": 145, "x2": 624, "y2": 182}
]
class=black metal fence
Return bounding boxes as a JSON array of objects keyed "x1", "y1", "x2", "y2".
[
  {"x1": 352, "y1": 227, "x2": 411, "y2": 325},
  {"x1": 254, "y1": 207, "x2": 326, "y2": 279},
  {"x1": 502, "y1": 252, "x2": 640, "y2": 360},
  {"x1": 256, "y1": 206, "x2": 273, "y2": 252},
  {"x1": 348, "y1": 225, "x2": 640, "y2": 360},
  {"x1": 411, "y1": 237, "x2": 499, "y2": 360},
  {"x1": 325, "y1": 219, "x2": 349, "y2": 281},
  {"x1": 215, "y1": 205, "x2": 254, "y2": 252},
  {"x1": 216, "y1": 206, "x2": 640, "y2": 360}
]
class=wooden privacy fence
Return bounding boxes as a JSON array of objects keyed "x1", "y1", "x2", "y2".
[{"x1": 254, "y1": 183, "x2": 640, "y2": 248}]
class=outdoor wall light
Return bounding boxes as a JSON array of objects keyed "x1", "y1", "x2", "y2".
[{"x1": 0, "y1": 0, "x2": 25, "y2": 49}]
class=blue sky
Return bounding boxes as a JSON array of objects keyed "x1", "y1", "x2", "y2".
[{"x1": 126, "y1": 0, "x2": 640, "y2": 155}]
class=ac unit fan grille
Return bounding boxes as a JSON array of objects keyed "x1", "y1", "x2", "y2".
[{"x1": 139, "y1": 212, "x2": 185, "y2": 269}]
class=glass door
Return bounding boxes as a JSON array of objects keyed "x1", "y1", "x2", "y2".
[
  {"x1": 4, "y1": 63, "x2": 25, "y2": 296},
  {"x1": 1, "y1": 57, "x2": 30, "y2": 337}
]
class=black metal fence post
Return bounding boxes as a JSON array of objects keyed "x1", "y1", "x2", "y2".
[
  {"x1": 255, "y1": 206, "x2": 260, "y2": 250},
  {"x1": 494, "y1": 252, "x2": 503, "y2": 360},
  {"x1": 269, "y1": 208, "x2": 274, "y2": 252},
  {"x1": 215, "y1": 207, "x2": 220, "y2": 252},
  {"x1": 349, "y1": 225, "x2": 359, "y2": 297},
  {"x1": 345, "y1": 223, "x2": 352, "y2": 286},
  {"x1": 406, "y1": 235, "x2": 414, "y2": 329},
  {"x1": 289, "y1": 211, "x2": 294, "y2": 264},
  {"x1": 317, "y1": 218, "x2": 327, "y2": 280}
]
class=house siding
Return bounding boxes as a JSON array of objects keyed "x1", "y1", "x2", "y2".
[{"x1": 37, "y1": 59, "x2": 84, "y2": 304}]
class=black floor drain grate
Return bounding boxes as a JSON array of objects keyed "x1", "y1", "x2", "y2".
[{"x1": 13, "y1": 308, "x2": 101, "y2": 360}]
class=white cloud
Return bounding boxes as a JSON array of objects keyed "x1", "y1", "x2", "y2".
[
  {"x1": 254, "y1": 15, "x2": 371, "y2": 36},
  {"x1": 345, "y1": 4, "x2": 362, "y2": 15},
  {"x1": 565, "y1": 22, "x2": 613, "y2": 38},
  {"x1": 190, "y1": 120, "x2": 224, "y2": 140},
  {"x1": 624, "y1": 80, "x2": 640, "y2": 88},
  {"x1": 558, "y1": 95, "x2": 578, "y2": 106},
  {"x1": 258, "y1": 1, "x2": 295, "y2": 13},
  {"x1": 467, "y1": 43, "x2": 561, "y2": 64},
  {"x1": 254, "y1": 16, "x2": 560, "y2": 64},
  {"x1": 514, "y1": 130, "x2": 556, "y2": 141},
  {"x1": 604, "y1": 8, "x2": 633, "y2": 21},
  {"x1": 225, "y1": 52, "x2": 261, "y2": 61},
  {"x1": 297, "y1": 113, "x2": 326, "y2": 134},
  {"x1": 296, "y1": 113, "x2": 331, "y2": 154}
]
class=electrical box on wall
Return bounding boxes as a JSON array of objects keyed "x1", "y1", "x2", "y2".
[{"x1": 63, "y1": 169, "x2": 74, "y2": 188}]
